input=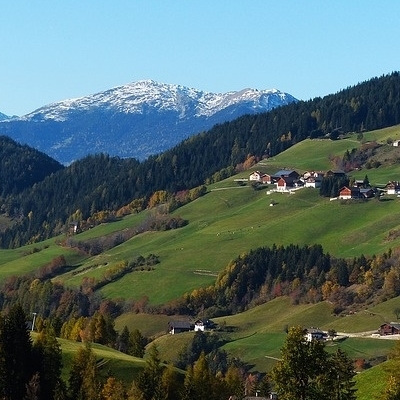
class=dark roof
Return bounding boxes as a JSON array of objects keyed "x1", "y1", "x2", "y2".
[
  {"x1": 169, "y1": 321, "x2": 192, "y2": 329},
  {"x1": 380, "y1": 322, "x2": 400, "y2": 329},
  {"x1": 307, "y1": 328, "x2": 324, "y2": 334},
  {"x1": 273, "y1": 169, "x2": 298, "y2": 177},
  {"x1": 327, "y1": 169, "x2": 346, "y2": 175}
]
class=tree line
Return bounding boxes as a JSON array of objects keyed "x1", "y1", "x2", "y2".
[
  {"x1": 1, "y1": 72, "x2": 400, "y2": 248},
  {"x1": 173, "y1": 244, "x2": 400, "y2": 318},
  {"x1": 3, "y1": 242, "x2": 400, "y2": 324}
]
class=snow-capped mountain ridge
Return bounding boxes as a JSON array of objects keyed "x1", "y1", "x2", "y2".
[
  {"x1": 22, "y1": 80, "x2": 294, "y2": 122},
  {"x1": 0, "y1": 80, "x2": 297, "y2": 164}
]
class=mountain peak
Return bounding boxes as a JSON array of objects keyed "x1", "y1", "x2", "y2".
[{"x1": 0, "y1": 80, "x2": 297, "y2": 163}]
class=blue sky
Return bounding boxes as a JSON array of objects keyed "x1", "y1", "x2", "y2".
[{"x1": 1, "y1": 1, "x2": 400, "y2": 116}]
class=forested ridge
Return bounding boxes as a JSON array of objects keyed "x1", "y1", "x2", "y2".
[
  {"x1": 1, "y1": 72, "x2": 400, "y2": 247},
  {"x1": 0, "y1": 136, "x2": 63, "y2": 197}
]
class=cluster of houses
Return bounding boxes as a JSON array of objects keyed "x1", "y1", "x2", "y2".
[
  {"x1": 248, "y1": 168, "x2": 400, "y2": 199},
  {"x1": 307, "y1": 323, "x2": 400, "y2": 339},
  {"x1": 249, "y1": 169, "x2": 339, "y2": 192}
]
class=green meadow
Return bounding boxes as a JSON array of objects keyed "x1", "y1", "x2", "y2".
[
  {"x1": 121, "y1": 296, "x2": 399, "y2": 375},
  {"x1": 2, "y1": 126, "x2": 400, "y2": 307},
  {"x1": 29, "y1": 332, "x2": 146, "y2": 385}
]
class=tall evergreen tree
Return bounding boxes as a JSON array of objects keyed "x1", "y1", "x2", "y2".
[
  {"x1": 101, "y1": 376, "x2": 126, "y2": 400},
  {"x1": 129, "y1": 329, "x2": 146, "y2": 358},
  {"x1": 0, "y1": 303, "x2": 34, "y2": 400},
  {"x1": 68, "y1": 343, "x2": 99, "y2": 400},
  {"x1": 32, "y1": 324, "x2": 63, "y2": 400},
  {"x1": 116, "y1": 325, "x2": 130, "y2": 354},
  {"x1": 130, "y1": 344, "x2": 163, "y2": 400},
  {"x1": 224, "y1": 365, "x2": 245, "y2": 399},
  {"x1": 272, "y1": 326, "x2": 333, "y2": 400},
  {"x1": 329, "y1": 348, "x2": 357, "y2": 400}
]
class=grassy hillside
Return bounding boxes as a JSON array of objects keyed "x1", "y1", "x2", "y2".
[
  {"x1": 55, "y1": 187, "x2": 400, "y2": 304},
  {"x1": 2, "y1": 126, "x2": 400, "y2": 308},
  {"x1": 355, "y1": 358, "x2": 397, "y2": 400},
  {"x1": 127, "y1": 296, "x2": 399, "y2": 374},
  {"x1": 29, "y1": 333, "x2": 146, "y2": 385},
  {"x1": 2, "y1": 126, "x2": 398, "y2": 398}
]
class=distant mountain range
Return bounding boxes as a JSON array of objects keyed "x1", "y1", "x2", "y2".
[{"x1": 0, "y1": 80, "x2": 297, "y2": 164}]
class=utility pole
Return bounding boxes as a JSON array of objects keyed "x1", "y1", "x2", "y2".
[{"x1": 31, "y1": 312, "x2": 37, "y2": 332}]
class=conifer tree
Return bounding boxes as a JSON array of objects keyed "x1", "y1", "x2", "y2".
[
  {"x1": 329, "y1": 348, "x2": 357, "y2": 400},
  {"x1": 32, "y1": 324, "x2": 63, "y2": 400},
  {"x1": 0, "y1": 303, "x2": 34, "y2": 400},
  {"x1": 101, "y1": 376, "x2": 126, "y2": 400},
  {"x1": 68, "y1": 343, "x2": 98, "y2": 400},
  {"x1": 129, "y1": 329, "x2": 146, "y2": 358},
  {"x1": 160, "y1": 364, "x2": 182, "y2": 400},
  {"x1": 272, "y1": 326, "x2": 330, "y2": 400},
  {"x1": 116, "y1": 325, "x2": 130, "y2": 354},
  {"x1": 130, "y1": 344, "x2": 163, "y2": 400},
  {"x1": 224, "y1": 365, "x2": 245, "y2": 399}
]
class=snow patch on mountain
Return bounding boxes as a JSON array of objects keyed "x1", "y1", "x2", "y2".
[{"x1": 20, "y1": 80, "x2": 296, "y2": 122}]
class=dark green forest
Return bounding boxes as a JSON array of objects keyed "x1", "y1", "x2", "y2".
[
  {"x1": 1, "y1": 72, "x2": 400, "y2": 247},
  {"x1": 0, "y1": 136, "x2": 63, "y2": 197}
]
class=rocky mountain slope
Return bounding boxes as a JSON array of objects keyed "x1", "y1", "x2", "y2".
[
  {"x1": 0, "y1": 112, "x2": 10, "y2": 121},
  {"x1": 0, "y1": 80, "x2": 296, "y2": 164}
]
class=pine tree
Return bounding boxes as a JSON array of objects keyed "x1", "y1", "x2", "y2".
[
  {"x1": 101, "y1": 376, "x2": 126, "y2": 400},
  {"x1": 329, "y1": 349, "x2": 357, "y2": 400},
  {"x1": 130, "y1": 344, "x2": 163, "y2": 400},
  {"x1": 32, "y1": 324, "x2": 63, "y2": 400},
  {"x1": 116, "y1": 325, "x2": 130, "y2": 354},
  {"x1": 160, "y1": 364, "x2": 182, "y2": 400},
  {"x1": 68, "y1": 343, "x2": 98, "y2": 400},
  {"x1": 224, "y1": 365, "x2": 245, "y2": 399},
  {"x1": 0, "y1": 304, "x2": 34, "y2": 400},
  {"x1": 129, "y1": 329, "x2": 146, "y2": 358},
  {"x1": 272, "y1": 326, "x2": 331, "y2": 400}
]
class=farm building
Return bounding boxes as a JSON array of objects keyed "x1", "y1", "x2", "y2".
[
  {"x1": 379, "y1": 323, "x2": 400, "y2": 335},
  {"x1": 168, "y1": 319, "x2": 215, "y2": 334},
  {"x1": 386, "y1": 181, "x2": 400, "y2": 195},
  {"x1": 272, "y1": 169, "x2": 300, "y2": 181},
  {"x1": 338, "y1": 186, "x2": 360, "y2": 200},
  {"x1": 306, "y1": 328, "x2": 327, "y2": 342},
  {"x1": 168, "y1": 321, "x2": 193, "y2": 334},
  {"x1": 249, "y1": 171, "x2": 272, "y2": 184}
]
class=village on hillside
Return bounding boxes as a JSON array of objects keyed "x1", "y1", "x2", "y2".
[{"x1": 238, "y1": 168, "x2": 400, "y2": 200}]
